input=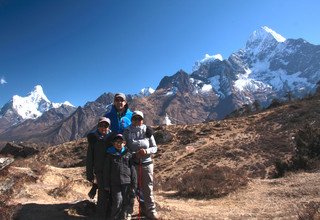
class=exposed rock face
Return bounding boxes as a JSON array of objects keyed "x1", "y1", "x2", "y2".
[
  {"x1": 0, "y1": 157, "x2": 14, "y2": 171},
  {"x1": 130, "y1": 70, "x2": 219, "y2": 125}
]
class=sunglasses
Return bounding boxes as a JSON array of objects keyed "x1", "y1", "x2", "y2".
[
  {"x1": 132, "y1": 116, "x2": 143, "y2": 121},
  {"x1": 114, "y1": 140, "x2": 124, "y2": 144},
  {"x1": 98, "y1": 123, "x2": 109, "y2": 128},
  {"x1": 114, "y1": 98, "x2": 125, "y2": 102}
]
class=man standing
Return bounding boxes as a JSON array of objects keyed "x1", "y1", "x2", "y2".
[
  {"x1": 105, "y1": 93, "x2": 133, "y2": 134},
  {"x1": 104, "y1": 93, "x2": 135, "y2": 219}
]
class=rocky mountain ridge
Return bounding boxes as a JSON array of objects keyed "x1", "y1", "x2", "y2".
[{"x1": 0, "y1": 26, "x2": 319, "y2": 146}]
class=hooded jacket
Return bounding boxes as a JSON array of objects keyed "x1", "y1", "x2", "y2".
[
  {"x1": 103, "y1": 146, "x2": 137, "y2": 188},
  {"x1": 105, "y1": 105, "x2": 133, "y2": 134},
  {"x1": 123, "y1": 124, "x2": 157, "y2": 164}
]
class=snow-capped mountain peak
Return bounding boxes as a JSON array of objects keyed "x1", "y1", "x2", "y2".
[
  {"x1": 11, "y1": 85, "x2": 51, "y2": 120},
  {"x1": 245, "y1": 26, "x2": 286, "y2": 55},
  {"x1": 2, "y1": 85, "x2": 74, "y2": 121},
  {"x1": 248, "y1": 26, "x2": 286, "y2": 44},
  {"x1": 28, "y1": 85, "x2": 50, "y2": 103}
]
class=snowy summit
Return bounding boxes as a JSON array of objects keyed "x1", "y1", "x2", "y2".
[
  {"x1": 245, "y1": 26, "x2": 286, "y2": 55},
  {"x1": 9, "y1": 85, "x2": 73, "y2": 120}
]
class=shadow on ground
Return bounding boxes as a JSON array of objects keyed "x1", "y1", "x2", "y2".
[{"x1": 14, "y1": 200, "x2": 95, "y2": 220}]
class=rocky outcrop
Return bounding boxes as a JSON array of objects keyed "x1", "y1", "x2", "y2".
[{"x1": 0, "y1": 142, "x2": 39, "y2": 158}]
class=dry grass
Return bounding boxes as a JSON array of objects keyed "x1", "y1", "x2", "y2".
[{"x1": 162, "y1": 166, "x2": 248, "y2": 199}]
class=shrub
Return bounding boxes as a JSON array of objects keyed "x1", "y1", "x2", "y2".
[
  {"x1": 274, "y1": 124, "x2": 320, "y2": 177},
  {"x1": 292, "y1": 124, "x2": 320, "y2": 170},
  {"x1": 167, "y1": 166, "x2": 248, "y2": 199},
  {"x1": 298, "y1": 201, "x2": 320, "y2": 220},
  {"x1": 267, "y1": 99, "x2": 282, "y2": 109}
]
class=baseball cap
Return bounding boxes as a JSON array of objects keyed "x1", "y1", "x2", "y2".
[
  {"x1": 113, "y1": 133, "x2": 125, "y2": 141},
  {"x1": 132, "y1": 110, "x2": 144, "y2": 119},
  {"x1": 114, "y1": 93, "x2": 126, "y2": 101},
  {"x1": 98, "y1": 117, "x2": 111, "y2": 125}
]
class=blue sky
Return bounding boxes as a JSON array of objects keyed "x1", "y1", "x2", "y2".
[{"x1": 1, "y1": 0, "x2": 320, "y2": 108}]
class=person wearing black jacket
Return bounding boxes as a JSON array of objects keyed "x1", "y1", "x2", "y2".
[
  {"x1": 86, "y1": 117, "x2": 114, "y2": 219},
  {"x1": 104, "y1": 134, "x2": 137, "y2": 220}
]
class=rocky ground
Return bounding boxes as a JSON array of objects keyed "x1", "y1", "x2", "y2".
[{"x1": 1, "y1": 93, "x2": 320, "y2": 219}]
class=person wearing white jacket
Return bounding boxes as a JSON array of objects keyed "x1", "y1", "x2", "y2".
[{"x1": 123, "y1": 110, "x2": 159, "y2": 220}]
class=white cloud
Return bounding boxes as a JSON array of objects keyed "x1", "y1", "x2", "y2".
[{"x1": 0, "y1": 77, "x2": 7, "y2": 85}]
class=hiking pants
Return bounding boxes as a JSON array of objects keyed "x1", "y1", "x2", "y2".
[
  {"x1": 96, "y1": 172, "x2": 110, "y2": 218},
  {"x1": 136, "y1": 163, "x2": 156, "y2": 216},
  {"x1": 110, "y1": 184, "x2": 131, "y2": 220}
]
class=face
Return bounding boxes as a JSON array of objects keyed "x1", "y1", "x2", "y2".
[
  {"x1": 132, "y1": 115, "x2": 143, "y2": 126},
  {"x1": 114, "y1": 97, "x2": 127, "y2": 112},
  {"x1": 113, "y1": 139, "x2": 125, "y2": 150},
  {"x1": 98, "y1": 122, "x2": 109, "y2": 135}
]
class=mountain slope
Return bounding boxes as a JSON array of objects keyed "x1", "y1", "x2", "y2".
[{"x1": 1, "y1": 91, "x2": 320, "y2": 219}]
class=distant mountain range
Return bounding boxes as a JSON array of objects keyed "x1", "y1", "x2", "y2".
[{"x1": 0, "y1": 26, "x2": 319, "y2": 146}]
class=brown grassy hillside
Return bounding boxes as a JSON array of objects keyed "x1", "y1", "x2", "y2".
[{"x1": 1, "y1": 93, "x2": 320, "y2": 219}]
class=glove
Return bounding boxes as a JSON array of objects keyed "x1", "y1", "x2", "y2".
[
  {"x1": 88, "y1": 183, "x2": 98, "y2": 199},
  {"x1": 130, "y1": 187, "x2": 136, "y2": 198},
  {"x1": 104, "y1": 187, "x2": 110, "y2": 192},
  {"x1": 146, "y1": 126, "x2": 154, "y2": 138},
  {"x1": 86, "y1": 174, "x2": 94, "y2": 183}
]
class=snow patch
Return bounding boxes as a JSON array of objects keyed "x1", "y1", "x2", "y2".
[
  {"x1": 140, "y1": 87, "x2": 155, "y2": 97},
  {"x1": 201, "y1": 84, "x2": 212, "y2": 93},
  {"x1": 262, "y1": 26, "x2": 286, "y2": 42},
  {"x1": 192, "y1": 53, "x2": 223, "y2": 71},
  {"x1": 51, "y1": 101, "x2": 74, "y2": 108},
  {"x1": 165, "y1": 87, "x2": 178, "y2": 96}
]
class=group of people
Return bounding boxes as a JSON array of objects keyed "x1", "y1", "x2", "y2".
[{"x1": 86, "y1": 93, "x2": 159, "y2": 220}]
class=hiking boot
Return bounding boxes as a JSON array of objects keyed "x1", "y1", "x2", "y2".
[
  {"x1": 126, "y1": 213, "x2": 132, "y2": 220},
  {"x1": 88, "y1": 183, "x2": 98, "y2": 199},
  {"x1": 147, "y1": 212, "x2": 159, "y2": 220}
]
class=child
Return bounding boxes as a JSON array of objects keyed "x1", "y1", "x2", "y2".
[
  {"x1": 123, "y1": 110, "x2": 159, "y2": 220},
  {"x1": 104, "y1": 134, "x2": 137, "y2": 220}
]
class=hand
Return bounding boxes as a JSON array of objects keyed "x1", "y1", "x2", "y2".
[
  {"x1": 86, "y1": 176, "x2": 94, "y2": 183},
  {"x1": 138, "y1": 149, "x2": 147, "y2": 157}
]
